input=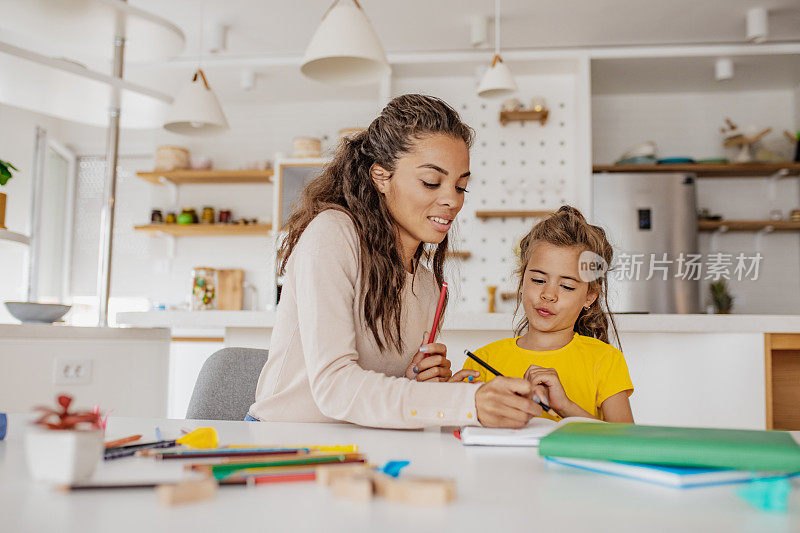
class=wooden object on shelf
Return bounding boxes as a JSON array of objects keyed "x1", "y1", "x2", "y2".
[
  {"x1": 134, "y1": 223, "x2": 272, "y2": 237},
  {"x1": 445, "y1": 251, "x2": 472, "y2": 260},
  {"x1": 500, "y1": 291, "x2": 517, "y2": 302},
  {"x1": 217, "y1": 269, "x2": 244, "y2": 311},
  {"x1": 136, "y1": 169, "x2": 273, "y2": 186},
  {"x1": 487, "y1": 286, "x2": 497, "y2": 313},
  {"x1": 154, "y1": 145, "x2": 189, "y2": 171},
  {"x1": 723, "y1": 128, "x2": 771, "y2": 148},
  {"x1": 698, "y1": 220, "x2": 800, "y2": 232},
  {"x1": 499, "y1": 109, "x2": 549, "y2": 126},
  {"x1": 592, "y1": 162, "x2": 800, "y2": 178},
  {"x1": 476, "y1": 210, "x2": 553, "y2": 220},
  {"x1": 764, "y1": 333, "x2": 800, "y2": 430}
]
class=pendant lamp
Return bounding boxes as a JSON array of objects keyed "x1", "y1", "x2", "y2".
[
  {"x1": 477, "y1": 0, "x2": 517, "y2": 98},
  {"x1": 301, "y1": 0, "x2": 389, "y2": 86},
  {"x1": 163, "y1": 69, "x2": 228, "y2": 135}
]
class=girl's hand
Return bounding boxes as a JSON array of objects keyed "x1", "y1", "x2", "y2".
[
  {"x1": 448, "y1": 369, "x2": 481, "y2": 383},
  {"x1": 523, "y1": 365, "x2": 572, "y2": 414},
  {"x1": 404, "y1": 342, "x2": 452, "y2": 382},
  {"x1": 475, "y1": 377, "x2": 541, "y2": 428}
]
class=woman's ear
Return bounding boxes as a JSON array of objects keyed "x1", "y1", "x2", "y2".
[
  {"x1": 370, "y1": 164, "x2": 392, "y2": 195},
  {"x1": 584, "y1": 290, "x2": 598, "y2": 310}
]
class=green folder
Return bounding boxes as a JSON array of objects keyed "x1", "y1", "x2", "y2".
[{"x1": 538, "y1": 423, "x2": 800, "y2": 472}]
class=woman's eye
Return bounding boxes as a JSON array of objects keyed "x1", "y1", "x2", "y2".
[
  {"x1": 456, "y1": 186, "x2": 470, "y2": 193},
  {"x1": 422, "y1": 181, "x2": 439, "y2": 189}
]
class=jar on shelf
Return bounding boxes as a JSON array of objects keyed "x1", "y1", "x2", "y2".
[
  {"x1": 165, "y1": 212, "x2": 177, "y2": 224},
  {"x1": 191, "y1": 268, "x2": 217, "y2": 311},
  {"x1": 201, "y1": 206, "x2": 215, "y2": 224},
  {"x1": 150, "y1": 209, "x2": 164, "y2": 223},
  {"x1": 218, "y1": 209, "x2": 232, "y2": 224}
]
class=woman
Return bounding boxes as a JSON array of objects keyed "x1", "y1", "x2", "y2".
[{"x1": 248, "y1": 94, "x2": 539, "y2": 429}]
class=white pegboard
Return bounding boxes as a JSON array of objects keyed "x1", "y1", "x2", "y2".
[{"x1": 394, "y1": 74, "x2": 580, "y2": 314}]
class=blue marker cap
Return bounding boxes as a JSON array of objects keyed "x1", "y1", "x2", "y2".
[{"x1": 0, "y1": 413, "x2": 6, "y2": 440}]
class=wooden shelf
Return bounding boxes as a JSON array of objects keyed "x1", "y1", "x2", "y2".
[
  {"x1": 593, "y1": 162, "x2": 800, "y2": 178},
  {"x1": 134, "y1": 223, "x2": 272, "y2": 237},
  {"x1": 445, "y1": 251, "x2": 472, "y2": 260},
  {"x1": 764, "y1": 333, "x2": 800, "y2": 430},
  {"x1": 698, "y1": 220, "x2": 800, "y2": 232},
  {"x1": 0, "y1": 228, "x2": 30, "y2": 245},
  {"x1": 136, "y1": 169, "x2": 274, "y2": 185},
  {"x1": 476, "y1": 210, "x2": 553, "y2": 220},
  {"x1": 499, "y1": 109, "x2": 549, "y2": 126}
]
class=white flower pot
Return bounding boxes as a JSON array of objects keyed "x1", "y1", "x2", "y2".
[{"x1": 25, "y1": 426, "x2": 104, "y2": 485}]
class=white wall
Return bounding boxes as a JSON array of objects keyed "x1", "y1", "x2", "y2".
[{"x1": 592, "y1": 89, "x2": 800, "y2": 314}]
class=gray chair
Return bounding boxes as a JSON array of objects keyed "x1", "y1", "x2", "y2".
[{"x1": 185, "y1": 347, "x2": 269, "y2": 421}]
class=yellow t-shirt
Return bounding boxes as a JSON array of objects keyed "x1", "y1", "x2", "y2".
[{"x1": 463, "y1": 333, "x2": 634, "y2": 421}]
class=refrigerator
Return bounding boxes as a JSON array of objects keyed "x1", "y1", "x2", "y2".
[{"x1": 592, "y1": 173, "x2": 700, "y2": 314}]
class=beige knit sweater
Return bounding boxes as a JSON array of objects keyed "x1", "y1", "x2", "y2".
[{"x1": 249, "y1": 209, "x2": 478, "y2": 428}]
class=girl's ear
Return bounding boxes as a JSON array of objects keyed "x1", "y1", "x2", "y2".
[
  {"x1": 370, "y1": 164, "x2": 392, "y2": 195},
  {"x1": 584, "y1": 290, "x2": 598, "y2": 309}
]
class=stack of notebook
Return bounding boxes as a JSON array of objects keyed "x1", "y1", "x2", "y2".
[{"x1": 538, "y1": 423, "x2": 800, "y2": 488}]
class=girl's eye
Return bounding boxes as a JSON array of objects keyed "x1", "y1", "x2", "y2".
[
  {"x1": 561, "y1": 285, "x2": 576, "y2": 291},
  {"x1": 531, "y1": 278, "x2": 545, "y2": 284}
]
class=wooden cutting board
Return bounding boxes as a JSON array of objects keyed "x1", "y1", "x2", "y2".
[{"x1": 216, "y1": 269, "x2": 244, "y2": 310}]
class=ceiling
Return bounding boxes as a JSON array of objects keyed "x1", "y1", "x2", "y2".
[{"x1": 139, "y1": 0, "x2": 800, "y2": 59}]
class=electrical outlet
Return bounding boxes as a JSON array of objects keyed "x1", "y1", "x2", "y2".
[{"x1": 53, "y1": 358, "x2": 93, "y2": 385}]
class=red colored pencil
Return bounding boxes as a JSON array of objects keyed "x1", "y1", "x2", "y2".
[
  {"x1": 104, "y1": 434, "x2": 142, "y2": 449},
  {"x1": 426, "y1": 282, "x2": 448, "y2": 345}
]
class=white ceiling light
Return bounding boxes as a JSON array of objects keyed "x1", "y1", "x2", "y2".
[
  {"x1": 241, "y1": 68, "x2": 256, "y2": 91},
  {"x1": 746, "y1": 8, "x2": 768, "y2": 43},
  {"x1": 477, "y1": 0, "x2": 517, "y2": 98},
  {"x1": 301, "y1": 0, "x2": 389, "y2": 86},
  {"x1": 715, "y1": 58, "x2": 733, "y2": 81},
  {"x1": 163, "y1": 69, "x2": 229, "y2": 135},
  {"x1": 163, "y1": 4, "x2": 228, "y2": 136},
  {"x1": 208, "y1": 23, "x2": 227, "y2": 54}
]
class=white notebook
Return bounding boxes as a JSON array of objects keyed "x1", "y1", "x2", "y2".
[{"x1": 460, "y1": 417, "x2": 601, "y2": 447}]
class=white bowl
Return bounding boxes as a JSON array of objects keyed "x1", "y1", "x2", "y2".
[
  {"x1": 4, "y1": 302, "x2": 71, "y2": 323},
  {"x1": 25, "y1": 426, "x2": 104, "y2": 485}
]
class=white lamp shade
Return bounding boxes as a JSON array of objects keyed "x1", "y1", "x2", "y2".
[
  {"x1": 477, "y1": 56, "x2": 518, "y2": 98},
  {"x1": 163, "y1": 70, "x2": 229, "y2": 136},
  {"x1": 301, "y1": 1, "x2": 389, "y2": 86}
]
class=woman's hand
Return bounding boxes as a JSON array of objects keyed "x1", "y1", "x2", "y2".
[
  {"x1": 404, "y1": 342, "x2": 453, "y2": 382},
  {"x1": 523, "y1": 365, "x2": 580, "y2": 417},
  {"x1": 475, "y1": 377, "x2": 541, "y2": 428}
]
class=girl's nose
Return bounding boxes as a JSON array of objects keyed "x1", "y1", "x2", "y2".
[{"x1": 540, "y1": 290, "x2": 556, "y2": 302}]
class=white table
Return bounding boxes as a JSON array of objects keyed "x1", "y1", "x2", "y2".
[{"x1": 1, "y1": 415, "x2": 797, "y2": 532}]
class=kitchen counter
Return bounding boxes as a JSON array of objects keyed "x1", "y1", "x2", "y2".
[
  {"x1": 116, "y1": 311, "x2": 800, "y2": 333},
  {"x1": 0, "y1": 323, "x2": 170, "y2": 339}
]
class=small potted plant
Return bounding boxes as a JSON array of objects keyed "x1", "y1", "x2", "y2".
[
  {"x1": 0, "y1": 158, "x2": 17, "y2": 230},
  {"x1": 25, "y1": 394, "x2": 104, "y2": 485},
  {"x1": 710, "y1": 280, "x2": 734, "y2": 314}
]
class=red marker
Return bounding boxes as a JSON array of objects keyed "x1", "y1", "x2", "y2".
[{"x1": 427, "y1": 282, "x2": 448, "y2": 345}]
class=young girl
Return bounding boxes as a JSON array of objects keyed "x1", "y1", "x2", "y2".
[{"x1": 463, "y1": 206, "x2": 634, "y2": 423}]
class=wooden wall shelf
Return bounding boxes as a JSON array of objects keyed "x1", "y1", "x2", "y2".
[
  {"x1": 476, "y1": 210, "x2": 553, "y2": 220},
  {"x1": 0, "y1": 229, "x2": 30, "y2": 246},
  {"x1": 698, "y1": 220, "x2": 800, "y2": 232},
  {"x1": 445, "y1": 251, "x2": 472, "y2": 260},
  {"x1": 499, "y1": 109, "x2": 549, "y2": 126},
  {"x1": 593, "y1": 163, "x2": 800, "y2": 178},
  {"x1": 134, "y1": 224, "x2": 272, "y2": 237},
  {"x1": 136, "y1": 169, "x2": 274, "y2": 186}
]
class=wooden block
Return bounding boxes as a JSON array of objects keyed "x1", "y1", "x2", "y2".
[
  {"x1": 316, "y1": 463, "x2": 372, "y2": 486},
  {"x1": 331, "y1": 476, "x2": 373, "y2": 502},
  {"x1": 156, "y1": 479, "x2": 217, "y2": 506},
  {"x1": 217, "y1": 269, "x2": 244, "y2": 310},
  {"x1": 373, "y1": 474, "x2": 456, "y2": 506}
]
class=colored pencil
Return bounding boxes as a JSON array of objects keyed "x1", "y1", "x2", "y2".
[
  {"x1": 227, "y1": 444, "x2": 358, "y2": 453},
  {"x1": 199, "y1": 454, "x2": 365, "y2": 480},
  {"x1": 59, "y1": 472, "x2": 316, "y2": 491},
  {"x1": 104, "y1": 435, "x2": 142, "y2": 448},
  {"x1": 145, "y1": 448, "x2": 308, "y2": 460},
  {"x1": 103, "y1": 440, "x2": 177, "y2": 460},
  {"x1": 464, "y1": 349, "x2": 560, "y2": 418},
  {"x1": 426, "y1": 282, "x2": 448, "y2": 345}
]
